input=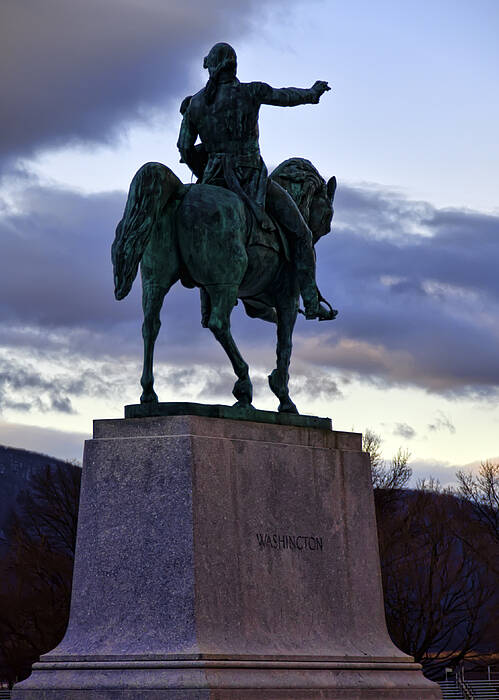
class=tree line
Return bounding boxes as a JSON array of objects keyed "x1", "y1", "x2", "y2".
[
  {"x1": 0, "y1": 463, "x2": 80, "y2": 686},
  {"x1": 364, "y1": 429, "x2": 499, "y2": 679}
]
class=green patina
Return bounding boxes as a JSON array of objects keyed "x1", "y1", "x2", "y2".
[
  {"x1": 112, "y1": 43, "x2": 338, "y2": 415},
  {"x1": 125, "y1": 401, "x2": 332, "y2": 430}
]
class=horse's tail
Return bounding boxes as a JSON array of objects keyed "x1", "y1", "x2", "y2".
[{"x1": 112, "y1": 162, "x2": 182, "y2": 300}]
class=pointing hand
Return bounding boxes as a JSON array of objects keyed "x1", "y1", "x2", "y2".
[{"x1": 311, "y1": 80, "x2": 331, "y2": 102}]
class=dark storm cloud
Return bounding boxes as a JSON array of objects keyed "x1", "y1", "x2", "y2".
[
  {"x1": 0, "y1": 183, "x2": 134, "y2": 327},
  {"x1": 298, "y1": 183, "x2": 499, "y2": 394},
  {"x1": 0, "y1": 179, "x2": 220, "y2": 363},
  {"x1": 0, "y1": 0, "x2": 295, "y2": 168},
  {"x1": 1, "y1": 178, "x2": 499, "y2": 397}
]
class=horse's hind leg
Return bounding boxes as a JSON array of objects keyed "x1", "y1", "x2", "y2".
[
  {"x1": 140, "y1": 280, "x2": 169, "y2": 403},
  {"x1": 206, "y1": 284, "x2": 253, "y2": 407},
  {"x1": 140, "y1": 269, "x2": 178, "y2": 403},
  {"x1": 269, "y1": 298, "x2": 299, "y2": 414}
]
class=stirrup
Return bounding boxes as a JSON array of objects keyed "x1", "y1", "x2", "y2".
[
  {"x1": 316, "y1": 287, "x2": 338, "y2": 321},
  {"x1": 299, "y1": 302, "x2": 337, "y2": 321},
  {"x1": 298, "y1": 291, "x2": 338, "y2": 321}
]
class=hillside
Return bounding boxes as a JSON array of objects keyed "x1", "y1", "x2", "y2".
[
  {"x1": 0, "y1": 444, "x2": 81, "y2": 684},
  {"x1": 0, "y1": 444, "x2": 78, "y2": 555}
]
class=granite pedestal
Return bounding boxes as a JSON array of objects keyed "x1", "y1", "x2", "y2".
[{"x1": 13, "y1": 413, "x2": 441, "y2": 698}]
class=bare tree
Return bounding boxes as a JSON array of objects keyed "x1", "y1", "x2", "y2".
[
  {"x1": 456, "y1": 460, "x2": 499, "y2": 544},
  {"x1": 0, "y1": 462, "x2": 81, "y2": 684},
  {"x1": 0, "y1": 536, "x2": 74, "y2": 685},
  {"x1": 378, "y1": 486, "x2": 496, "y2": 679},
  {"x1": 362, "y1": 433, "x2": 497, "y2": 679},
  {"x1": 362, "y1": 428, "x2": 383, "y2": 474},
  {"x1": 363, "y1": 429, "x2": 412, "y2": 491},
  {"x1": 14, "y1": 462, "x2": 81, "y2": 556},
  {"x1": 363, "y1": 429, "x2": 412, "y2": 518}
]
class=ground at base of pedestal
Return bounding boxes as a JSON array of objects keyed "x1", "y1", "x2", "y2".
[{"x1": 13, "y1": 688, "x2": 443, "y2": 699}]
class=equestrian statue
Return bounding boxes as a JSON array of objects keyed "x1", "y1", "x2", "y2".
[{"x1": 112, "y1": 42, "x2": 338, "y2": 414}]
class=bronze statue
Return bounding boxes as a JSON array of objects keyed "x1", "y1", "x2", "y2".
[
  {"x1": 112, "y1": 43, "x2": 337, "y2": 413},
  {"x1": 178, "y1": 42, "x2": 333, "y2": 321}
]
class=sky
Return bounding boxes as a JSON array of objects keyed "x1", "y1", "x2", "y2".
[{"x1": 0, "y1": 0, "x2": 498, "y2": 484}]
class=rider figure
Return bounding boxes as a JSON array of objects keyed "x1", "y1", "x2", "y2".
[{"x1": 177, "y1": 42, "x2": 334, "y2": 320}]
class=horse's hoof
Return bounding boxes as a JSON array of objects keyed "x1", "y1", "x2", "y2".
[
  {"x1": 278, "y1": 400, "x2": 299, "y2": 414},
  {"x1": 233, "y1": 401, "x2": 255, "y2": 410},
  {"x1": 140, "y1": 391, "x2": 158, "y2": 404},
  {"x1": 232, "y1": 377, "x2": 253, "y2": 405}
]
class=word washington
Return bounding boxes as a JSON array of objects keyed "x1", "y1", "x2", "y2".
[{"x1": 256, "y1": 533, "x2": 323, "y2": 551}]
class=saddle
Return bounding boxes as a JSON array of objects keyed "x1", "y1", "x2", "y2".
[{"x1": 192, "y1": 146, "x2": 291, "y2": 263}]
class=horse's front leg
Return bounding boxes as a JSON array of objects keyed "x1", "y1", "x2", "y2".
[
  {"x1": 140, "y1": 282, "x2": 167, "y2": 403},
  {"x1": 206, "y1": 285, "x2": 253, "y2": 407},
  {"x1": 269, "y1": 296, "x2": 299, "y2": 414}
]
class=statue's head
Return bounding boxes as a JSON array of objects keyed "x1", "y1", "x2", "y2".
[{"x1": 203, "y1": 43, "x2": 237, "y2": 80}]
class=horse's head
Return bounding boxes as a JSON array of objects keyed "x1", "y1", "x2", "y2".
[
  {"x1": 308, "y1": 174, "x2": 336, "y2": 244},
  {"x1": 270, "y1": 158, "x2": 336, "y2": 244}
]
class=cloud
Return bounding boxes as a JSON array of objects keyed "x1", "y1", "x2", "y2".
[
  {"x1": 459, "y1": 456, "x2": 499, "y2": 472},
  {"x1": 0, "y1": 348, "x2": 142, "y2": 418},
  {"x1": 0, "y1": 0, "x2": 299, "y2": 170},
  {"x1": 300, "y1": 183, "x2": 499, "y2": 395},
  {"x1": 394, "y1": 422, "x2": 416, "y2": 440},
  {"x1": 427, "y1": 411, "x2": 456, "y2": 434},
  {"x1": 0, "y1": 182, "x2": 139, "y2": 327},
  {"x1": 0, "y1": 420, "x2": 87, "y2": 463},
  {"x1": 289, "y1": 370, "x2": 342, "y2": 402},
  {"x1": 408, "y1": 454, "x2": 499, "y2": 488},
  {"x1": 0, "y1": 356, "x2": 83, "y2": 415},
  {"x1": 1, "y1": 176, "x2": 499, "y2": 409},
  {"x1": 409, "y1": 459, "x2": 459, "y2": 488}
]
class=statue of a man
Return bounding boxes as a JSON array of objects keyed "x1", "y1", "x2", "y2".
[{"x1": 177, "y1": 42, "x2": 334, "y2": 320}]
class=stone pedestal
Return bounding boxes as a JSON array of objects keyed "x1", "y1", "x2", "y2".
[{"x1": 13, "y1": 414, "x2": 441, "y2": 698}]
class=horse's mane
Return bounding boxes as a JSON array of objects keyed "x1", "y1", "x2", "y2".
[{"x1": 270, "y1": 158, "x2": 326, "y2": 221}]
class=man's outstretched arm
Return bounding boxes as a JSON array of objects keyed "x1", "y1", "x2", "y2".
[{"x1": 253, "y1": 80, "x2": 330, "y2": 107}]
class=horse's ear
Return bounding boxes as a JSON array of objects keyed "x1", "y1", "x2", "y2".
[{"x1": 327, "y1": 176, "x2": 337, "y2": 202}]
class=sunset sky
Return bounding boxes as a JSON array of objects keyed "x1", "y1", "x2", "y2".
[{"x1": 1, "y1": 0, "x2": 498, "y2": 483}]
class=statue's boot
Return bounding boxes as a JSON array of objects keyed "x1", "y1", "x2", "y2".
[
  {"x1": 295, "y1": 241, "x2": 337, "y2": 321},
  {"x1": 299, "y1": 270, "x2": 337, "y2": 321},
  {"x1": 265, "y1": 178, "x2": 337, "y2": 320}
]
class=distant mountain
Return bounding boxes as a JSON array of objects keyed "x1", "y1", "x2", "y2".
[{"x1": 0, "y1": 444, "x2": 77, "y2": 555}]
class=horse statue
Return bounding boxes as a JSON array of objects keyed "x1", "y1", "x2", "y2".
[{"x1": 111, "y1": 157, "x2": 336, "y2": 414}]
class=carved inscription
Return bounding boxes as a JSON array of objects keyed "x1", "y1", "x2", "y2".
[{"x1": 256, "y1": 533, "x2": 323, "y2": 551}]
